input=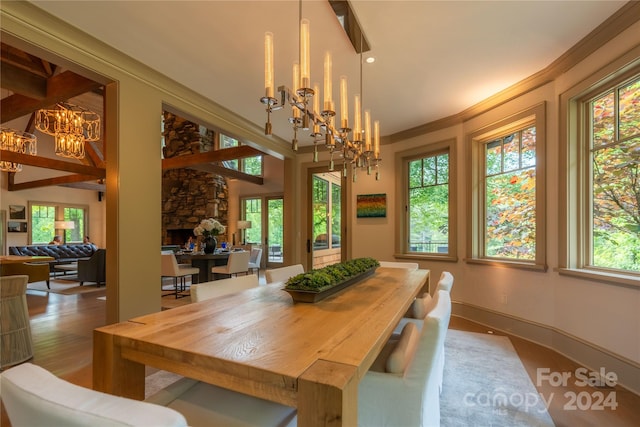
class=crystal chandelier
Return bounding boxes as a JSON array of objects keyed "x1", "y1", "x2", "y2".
[
  {"x1": 0, "y1": 127, "x2": 37, "y2": 172},
  {"x1": 260, "y1": 8, "x2": 381, "y2": 181},
  {"x1": 35, "y1": 102, "x2": 101, "y2": 159}
]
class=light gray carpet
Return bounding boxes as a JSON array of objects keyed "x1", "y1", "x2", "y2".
[{"x1": 441, "y1": 329, "x2": 555, "y2": 427}]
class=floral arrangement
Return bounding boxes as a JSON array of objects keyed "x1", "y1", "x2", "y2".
[
  {"x1": 285, "y1": 257, "x2": 379, "y2": 293},
  {"x1": 193, "y1": 218, "x2": 226, "y2": 238}
]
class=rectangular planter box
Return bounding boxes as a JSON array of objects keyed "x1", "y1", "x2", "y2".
[{"x1": 284, "y1": 268, "x2": 376, "y2": 303}]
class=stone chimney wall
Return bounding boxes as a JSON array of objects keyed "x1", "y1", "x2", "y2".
[{"x1": 161, "y1": 112, "x2": 228, "y2": 245}]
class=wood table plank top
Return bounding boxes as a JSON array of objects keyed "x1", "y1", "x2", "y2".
[{"x1": 94, "y1": 267, "x2": 429, "y2": 425}]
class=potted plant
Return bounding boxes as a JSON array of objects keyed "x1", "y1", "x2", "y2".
[{"x1": 193, "y1": 218, "x2": 226, "y2": 254}]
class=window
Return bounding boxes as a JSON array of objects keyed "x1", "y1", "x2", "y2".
[
  {"x1": 484, "y1": 127, "x2": 536, "y2": 260},
  {"x1": 397, "y1": 138, "x2": 456, "y2": 260},
  {"x1": 220, "y1": 134, "x2": 263, "y2": 176},
  {"x1": 561, "y1": 57, "x2": 640, "y2": 286},
  {"x1": 408, "y1": 153, "x2": 449, "y2": 254},
  {"x1": 585, "y1": 74, "x2": 639, "y2": 274},
  {"x1": 468, "y1": 103, "x2": 546, "y2": 270},
  {"x1": 242, "y1": 198, "x2": 262, "y2": 244},
  {"x1": 29, "y1": 202, "x2": 87, "y2": 244}
]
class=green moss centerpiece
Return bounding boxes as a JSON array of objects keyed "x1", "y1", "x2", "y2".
[{"x1": 284, "y1": 257, "x2": 380, "y2": 303}]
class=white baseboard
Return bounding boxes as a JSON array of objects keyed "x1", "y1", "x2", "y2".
[{"x1": 452, "y1": 301, "x2": 640, "y2": 396}]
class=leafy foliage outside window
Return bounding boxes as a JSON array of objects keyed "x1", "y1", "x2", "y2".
[
  {"x1": 30, "y1": 204, "x2": 86, "y2": 244},
  {"x1": 313, "y1": 175, "x2": 341, "y2": 250},
  {"x1": 408, "y1": 153, "x2": 449, "y2": 253},
  {"x1": 484, "y1": 127, "x2": 536, "y2": 260},
  {"x1": 243, "y1": 198, "x2": 261, "y2": 244},
  {"x1": 64, "y1": 207, "x2": 84, "y2": 243},
  {"x1": 590, "y1": 76, "x2": 640, "y2": 272},
  {"x1": 31, "y1": 205, "x2": 55, "y2": 244}
]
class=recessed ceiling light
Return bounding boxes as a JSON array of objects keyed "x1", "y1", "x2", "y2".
[{"x1": 365, "y1": 56, "x2": 375, "y2": 64}]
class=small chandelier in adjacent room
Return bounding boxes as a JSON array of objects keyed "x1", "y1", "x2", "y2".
[
  {"x1": 260, "y1": 3, "x2": 381, "y2": 181},
  {"x1": 0, "y1": 127, "x2": 37, "y2": 172},
  {"x1": 35, "y1": 101, "x2": 101, "y2": 159}
]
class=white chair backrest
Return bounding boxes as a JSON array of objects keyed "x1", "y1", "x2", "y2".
[
  {"x1": 161, "y1": 253, "x2": 180, "y2": 276},
  {"x1": 265, "y1": 264, "x2": 304, "y2": 284},
  {"x1": 191, "y1": 275, "x2": 259, "y2": 302},
  {"x1": 379, "y1": 261, "x2": 419, "y2": 270},
  {"x1": 249, "y1": 247, "x2": 262, "y2": 265},
  {"x1": 226, "y1": 250, "x2": 251, "y2": 274},
  {"x1": 435, "y1": 271, "x2": 454, "y2": 293},
  {"x1": 358, "y1": 290, "x2": 451, "y2": 427},
  {"x1": 1, "y1": 363, "x2": 187, "y2": 427}
]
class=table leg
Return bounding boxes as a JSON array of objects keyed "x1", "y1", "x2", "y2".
[
  {"x1": 93, "y1": 327, "x2": 145, "y2": 399},
  {"x1": 298, "y1": 360, "x2": 359, "y2": 426}
]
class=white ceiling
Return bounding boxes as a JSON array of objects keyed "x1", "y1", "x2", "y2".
[{"x1": 30, "y1": 0, "x2": 627, "y2": 146}]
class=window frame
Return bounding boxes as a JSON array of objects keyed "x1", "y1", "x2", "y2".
[
  {"x1": 395, "y1": 138, "x2": 457, "y2": 262},
  {"x1": 559, "y1": 54, "x2": 640, "y2": 288},
  {"x1": 467, "y1": 103, "x2": 547, "y2": 271},
  {"x1": 28, "y1": 201, "x2": 88, "y2": 245}
]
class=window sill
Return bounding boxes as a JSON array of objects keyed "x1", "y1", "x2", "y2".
[
  {"x1": 465, "y1": 258, "x2": 548, "y2": 272},
  {"x1": 557, "y1": 268, "x2": 639, "y2": 289},
  {"x1": 394, "y1": 253, "x2": 458, "y2": 263}
]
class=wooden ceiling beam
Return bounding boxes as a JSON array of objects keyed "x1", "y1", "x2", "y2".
[
  {"x1": 0, "y1": 149, "x2": 105, "y2": 177},
  {"x1": 8, "y1": 174, "x2": 101, "y2": 191},
  {"x1": 161, "y1": 145, "x2": 263, "y2": 169},
  {"x1": 189, "y1": 163, "x2": 264, "y2": 185},
  {"x1": 1, "y1": 71, "x2": 103, "y2": 123},
  {"x1": 0, "y1": 61, "x2": 47, "y2": 100}
]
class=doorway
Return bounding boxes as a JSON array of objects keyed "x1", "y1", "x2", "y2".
[
  {"x1": 308, "y1": 170, "x2": 345, "y2": 269},
  {"x1": 241, "y1": 196, "x2": 284, "y2": 268}
]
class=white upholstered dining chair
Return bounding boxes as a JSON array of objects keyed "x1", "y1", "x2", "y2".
[
  {"x1": 248, "y1": 247, "x2": 263, "y2": 274},
  {"x1": 1, "y1": 362, "x2": 297, "y2": 427},
  {"x1": 264, "y1": 264, "x2": 304, "y2": 284},
  {"x1": 211, "y1": 250, "x2": 250, "y2": 278},
  {"x1": 161, "y1": 253, "x2": 200, "y2": 299},
  {"x1": 378, "y1": 261, "x2": 419, "y2": 270},
  {"x1": 191, "y1": 275, "x2": 259, "y2": 303}
]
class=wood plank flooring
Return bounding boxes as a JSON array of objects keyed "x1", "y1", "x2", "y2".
[{"x1": 2, "y1": 286, "x2": 639, "y2": 426}]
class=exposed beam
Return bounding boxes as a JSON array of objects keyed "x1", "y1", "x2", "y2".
[
  {"x1": 0, "y1": 61, "x2": 47, "y2": 99},
  {"x1": 1, "y1": 70, "x2": 103, "y2": 123},
  {"x1": 8, "y1": 173, "x2": 101, "y2": 191},
  {"x1": 0, "y1": 150, "x2": 105, "y2": 177},
  {"x1": 161, "y1": 145, "x2": 263, "y2": 170},
  {"x1": 189, "y1": 163, "x2": 264, "y2": 185}
]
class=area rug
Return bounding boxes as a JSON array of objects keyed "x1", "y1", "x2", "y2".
[
  {"x1": 441, "y1": 329, "x2": 555, "y2": 427},
  {"x1": 145, "y1": 370, "x2": 184, "y2": 399},
  {"x1": 27, "y1": 280, "x2": 105, "y2": 295}
]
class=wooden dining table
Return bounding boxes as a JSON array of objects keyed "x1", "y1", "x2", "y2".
[{"x1": 93, "y1": 266, "x2": 429, "y2": 426}]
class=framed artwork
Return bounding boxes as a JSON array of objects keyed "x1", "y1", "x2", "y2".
[
  {"x1": 356, "y1": 193, "x2": 387, "y2": 218},
  {"x1": 9, "y1": 205, "x2": 26, "y2": 220},
  {"x1": 8, "y1": 221, "x2": 27, "y2": 233}
]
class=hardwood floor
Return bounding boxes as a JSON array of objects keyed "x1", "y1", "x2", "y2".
[{"x1": 2, "y1": 287, "x2": 639, "y2": 426}]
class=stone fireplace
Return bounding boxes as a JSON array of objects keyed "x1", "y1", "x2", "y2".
[{"x1": 161, "y1": 112, "x2": 229, "y2": 246}]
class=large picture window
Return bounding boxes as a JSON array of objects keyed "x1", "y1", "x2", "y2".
[
  {"x1": 468, "y1": 103, "x2": 546, "y2": 270},
  {"x1": 29, "y1": 202, "x2": 87, "y2": 244},
  {"x1": 220, "y1": 134, "x2": 263, "y2": 176},
  {"x1": 397, "y1": 139, "x2": 456, "y2": 261},
  {"x1": 587, "y1": 75, "x2": 639, "y2": 273}
]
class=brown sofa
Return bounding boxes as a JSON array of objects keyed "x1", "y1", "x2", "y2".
[{"x1": 9, "y1": 244, "x2": 97, "y2": 272}]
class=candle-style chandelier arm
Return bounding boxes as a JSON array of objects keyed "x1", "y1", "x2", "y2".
[{"x1": 260, "y1": 13, "x2": 382, "y2": 181}]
